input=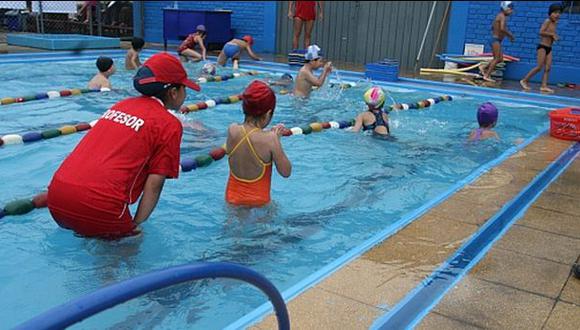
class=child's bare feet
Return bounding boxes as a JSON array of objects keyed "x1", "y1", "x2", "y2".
[
  {"x1": 519, "y1": 80, "x2": 531, "y2": 90},
  {"x1": 482, "y1": 75, "x2": 496, "y2": 83},
  {"x1": 540, "y1": 86, "x2": 554, "y2": 93}
]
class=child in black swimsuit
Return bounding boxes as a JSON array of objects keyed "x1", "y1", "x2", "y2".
[
  {"x1": 351, "y1": 86, "x2": 390, "y2": 137},
  {"x1": 520, "y1": 3, "x2": 562, "y2": 93}
]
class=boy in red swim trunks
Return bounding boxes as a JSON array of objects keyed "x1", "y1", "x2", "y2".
[
  {"x1": 48, "y1": 53, "x2": 201, "y2": 239},
  {"x1": 288, "y1": 1, "x2": 323, "y2": 50},
  {"x1": 225, "y1": 80, "x2": 292, "y2": 207}
]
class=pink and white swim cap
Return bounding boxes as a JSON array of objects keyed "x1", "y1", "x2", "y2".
[{"x1": 363, "y1": 86, "x2": 386, "y2": 109}]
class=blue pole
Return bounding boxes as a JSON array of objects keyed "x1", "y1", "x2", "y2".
[
  {"x1": 16, "y1": 262, "x2": 290, "y2": 330},
  {"x1": 133, "y1": 0, "x2": 143, "y2": 38}
]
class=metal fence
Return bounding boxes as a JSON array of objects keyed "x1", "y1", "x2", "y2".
[
  {"x1": 276, "y1": 1, "x2": 451, "y2": 73},
  {"x1": 0, "y1": 1, "x2": 133, "y2": 38}
]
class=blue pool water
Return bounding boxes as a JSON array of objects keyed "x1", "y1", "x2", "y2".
[{"x1": 0, "y1": 55, "x2": 551, "y2": 328}]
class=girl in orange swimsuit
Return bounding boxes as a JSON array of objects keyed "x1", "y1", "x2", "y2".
[{"x1": 225, "y1": 80, "x2": 292, "y2": 207}]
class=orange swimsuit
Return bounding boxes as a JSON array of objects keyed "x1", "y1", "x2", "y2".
[{"x1": 225, "y1": 127, "x2": 273, "y2": 207}]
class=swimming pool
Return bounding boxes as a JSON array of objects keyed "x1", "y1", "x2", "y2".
[{"x1": 0, "y1": 51, "x2": 556, "y2": 328}]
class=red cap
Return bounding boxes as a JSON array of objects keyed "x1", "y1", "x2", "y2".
[
  {"x1": 136, "y1": 52, "x2": 200, "y2": 91},
  {"x1": 242, "y1": 80, "x2": 276, "y2": 116},
  {"x1": 242, "y1": 35, "x2": 254, "y2": 46}
]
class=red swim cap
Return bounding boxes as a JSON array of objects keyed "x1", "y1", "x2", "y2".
[
  {"x1": 242, "y1": 80, "x2": 276, "y2": 116},
  {"x1": 242, "y1": 35, "x2": 254, "y2": 46}
]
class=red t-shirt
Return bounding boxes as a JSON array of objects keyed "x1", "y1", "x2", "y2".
[{"x1": 51, "y1": 96, "x2": 182, "y2": 205}]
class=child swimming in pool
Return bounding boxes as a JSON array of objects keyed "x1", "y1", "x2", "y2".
[
  {"x1": 88, "y1": 56, "x2": 115, "y2": 90},
  {"x1": 217, "y1": 36, "x2": 262, "y2": 70},
  {"x1": 350, "y1": 86, "x2": 390, "y2": 137},
  {"x1": 469, "y1": 102, "x2": 500, "y2": 141},
  {"x1": 268, "y1": 73, "x2": 294, "y2": 94},
  {"x1": 269, "y1": 73, "x2": 294, "y2": 87},
  {"x1": 293, "y1": 44, "x2": 333, "y2": 98},
  {"x1": 225, "y1": 80, "x2": 292, "y2": 207},
  {"x1": 125, "y1": 37, "x2": 144, "y2": 70}
]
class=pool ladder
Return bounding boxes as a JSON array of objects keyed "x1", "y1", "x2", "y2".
[{"x1": 15, "y1": 262, "x2": 290, "y2": 330}]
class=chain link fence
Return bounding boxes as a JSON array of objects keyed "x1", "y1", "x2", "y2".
[{"x1": 0, "y1": 1, "x2": 133, "y2": 39}]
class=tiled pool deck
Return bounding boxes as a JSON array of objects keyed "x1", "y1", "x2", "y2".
[{"x1": 254, "y1": 136, "x2": 579, "y2": 329}]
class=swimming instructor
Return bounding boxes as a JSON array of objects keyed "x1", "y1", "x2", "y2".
[{"x1": 47, "y1": 53, "x2": 200, "y2": 239}]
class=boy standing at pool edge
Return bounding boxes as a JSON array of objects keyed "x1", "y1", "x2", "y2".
[
  {"x1": 520, "y1": 3, "x2": 562, "y2": 93},
  {"x1": 482, "y1": 1, "x2": 515, "y2": 83}
]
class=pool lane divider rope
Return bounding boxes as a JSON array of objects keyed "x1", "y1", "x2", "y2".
[
  {"x1": 390, "y1": 95, "x2": 453, "y2": 111},
  {"x1": 0, "y1": 122, "x2": 94, "y2": 148},
  {"x1": 196, "y1": 70, "x2": 260, "y2": 84},
  {"x1": 0, "y1": 119, "x2": 355, "y2": 219},
  {"x1": 178, "y1": 119, "x2": 356, "y2": 172},
  {"x1": 179, "y1": 94, "x2": 244, "y2": 114},
  {"x1": 0, "y1": 90, "x2": 244, "y2": 147},
  {"x1": 0, "y1": 192, "x2": 47, "y2": 220},
  {"x1": 0, "y1": 88, "x2": 110, "y2": 107},
  {"x1": 370, "y1": 141, "x2": 580, "y2": 330}
]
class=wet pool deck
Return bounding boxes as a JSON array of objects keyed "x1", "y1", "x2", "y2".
[{"x1": 254, "y1": 136, "x2": 579, "y2": 329}]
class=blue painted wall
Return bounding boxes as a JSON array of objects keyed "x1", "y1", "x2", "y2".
[
  {"x1": 447, "y1": 1, "x2": 580, "y2": 84},
  {"x1": 141, "y1": 1, "x2": 277, "y2": 53}
]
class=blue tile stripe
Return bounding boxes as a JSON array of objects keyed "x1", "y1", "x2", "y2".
[{"x1": 371, "y1": 142, "x2": 580, "y2": 330}]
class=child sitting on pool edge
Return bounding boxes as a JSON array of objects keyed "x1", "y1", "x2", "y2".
[
  {"x1": 350, "y1": 86, "x2": 390, "y2": 137},
  {"x1": 225, "y1": 80, "x2": 292, "y2": 207},
  {"x1": 88, "y1": 56, "x2": 115, "y2": 90},
  {"x1": 469, "y1": 102, "x2": 500, "y2": 141}
]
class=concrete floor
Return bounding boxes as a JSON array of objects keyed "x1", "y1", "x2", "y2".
[
  {"x1": 420, "y1": 158, "x2": 580, "y2": 330},
  {"x1": 253, "y1": 136, "x2": 579, "y2": 330}
]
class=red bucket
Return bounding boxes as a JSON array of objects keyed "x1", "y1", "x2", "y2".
[{"x1": 549, "y1": 107, "x2": 580, "y2": 141}]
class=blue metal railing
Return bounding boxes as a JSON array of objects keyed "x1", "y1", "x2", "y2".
[{"x1": 16, "y1": 262, "x2": 290, "y2": 330}]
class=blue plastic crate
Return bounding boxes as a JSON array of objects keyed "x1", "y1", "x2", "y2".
[
  {"x1": 365, "y1": 59, "x2": 399, "y2": 82},
  {"x1": 365, "y1": 71, "x2": 399, "y2": 82}
]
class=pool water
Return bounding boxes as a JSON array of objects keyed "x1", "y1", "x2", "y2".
[{"x1": 0, "y1": 56, "x2": 550, "y2": 329}]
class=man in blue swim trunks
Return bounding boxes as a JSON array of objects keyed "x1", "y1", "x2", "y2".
[
  {"x1": 482, "y1": 1, "x2": 515, "y2": 83},
  {"x1": 217, "y1": 35, "x2": 262, "y2": 70}
]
